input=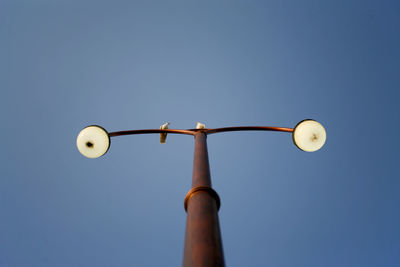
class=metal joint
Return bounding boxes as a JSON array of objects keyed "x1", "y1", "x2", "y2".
[{"x1": 184, "y1": 186, "x2": 221, "y2": 212}]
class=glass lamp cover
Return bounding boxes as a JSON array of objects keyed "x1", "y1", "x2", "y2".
[
  {"x1": 293, "y1": 120, "x2": 326, "y2": 152},
  {"x1": 76, "y1": 125, "x2": 110, "y2": 158}
]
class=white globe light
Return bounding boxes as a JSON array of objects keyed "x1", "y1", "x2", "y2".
[
  {"x1": 293, "y1": 120, "x2": 326, "y2": 152},
  {"x1": 76, "y1": 125, "x2": 110, "y2": 158}
]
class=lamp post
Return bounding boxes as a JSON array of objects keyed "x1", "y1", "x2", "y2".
[{"x1": 76, "y1": 120, "x2": 326, "y2": 267}]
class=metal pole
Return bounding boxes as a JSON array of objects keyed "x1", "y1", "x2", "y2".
[
  {"x1": 82, "y1": 124, "x2": 301, "y2": 266},
  {"x1": 183, "y1": 132, "x2": 225, "y2": 267}
]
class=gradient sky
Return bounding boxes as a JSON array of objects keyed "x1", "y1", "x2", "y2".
[{"x1": 1, "y1": 1, "x2": 399, "y2": 266}]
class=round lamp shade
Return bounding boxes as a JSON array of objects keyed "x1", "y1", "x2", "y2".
[
  {"x1": 293, "y1": 120, "x2": 326, "y2": 152},
  {"x1": 76, "y1": 125, "x2": 110, "y2": 158}
]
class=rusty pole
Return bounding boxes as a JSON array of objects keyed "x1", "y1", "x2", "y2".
[
  {"x1": 183, "y1": 132, "x2": 225, "y2": 267},
  {"x1": 106, "y1": 126, "x2": 294, "y2": 266}
]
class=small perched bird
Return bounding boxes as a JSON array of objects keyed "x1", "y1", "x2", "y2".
[
  {"x1": 159, "y1": 122, "x2": 170, "y2": 144},
  {"x1": 196, "y1": 122, "x2": 206, "y2": 129}
]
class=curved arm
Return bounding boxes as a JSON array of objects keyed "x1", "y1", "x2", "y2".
[
  {"x1": 206, "y1": 126, "x2": 293, "y2": 134},
  {"x1": 108, "y1": 126, "x2": 293, "y2": 138},
  {"x1": 108, "y1": 129, "x2": 196, "y2": 137}
]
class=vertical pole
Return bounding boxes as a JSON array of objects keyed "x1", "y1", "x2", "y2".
[{"x1": 183, "y1": 132, "x2": 225, "y2": 267}]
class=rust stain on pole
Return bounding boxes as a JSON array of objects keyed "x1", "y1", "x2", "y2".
[{"x1": 183, "y1": 132, "x2": 225, "y2": 267}]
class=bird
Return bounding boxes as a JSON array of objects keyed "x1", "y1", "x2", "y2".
[
  {"x1": 196, "y1": 122, "x2": 206, "y2": 129},
  {"x1": 159, "y1": 122, "x2": 170, "y2": 144}
]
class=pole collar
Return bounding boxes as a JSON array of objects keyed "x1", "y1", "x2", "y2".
[{"x1": 184, "y1": 186, "x2": 221, "y2": 212}]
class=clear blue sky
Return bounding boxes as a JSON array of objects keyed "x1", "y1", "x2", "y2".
[{"x1": 1, "y1": 1, "x2": 399, "y2": 266}]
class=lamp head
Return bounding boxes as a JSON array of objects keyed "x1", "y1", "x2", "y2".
[
  {"x1": 293, "y1": 120, "x2": 326, "y2": 152},
  {"x1": 76, "y1": 125, "x2": 110, "y2": 158}
]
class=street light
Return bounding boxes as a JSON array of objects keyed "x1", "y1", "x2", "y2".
[
  {"x1": 293, "y1": 119, "x2": 326, "y2": 152},
  {"x1": 76, "y1": 120, "x2": 326, "y2": 267},
  {"x1": 76, "y1": 125, "x2": 110, "y2": 158}
]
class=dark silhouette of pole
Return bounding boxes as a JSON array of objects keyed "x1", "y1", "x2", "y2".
[{"x1": 183, "y1": 132, "x2": 225, "y2": 267}]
